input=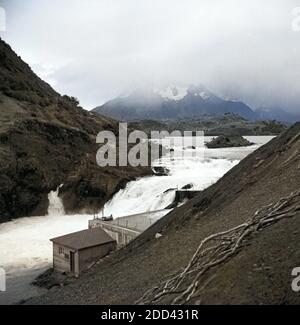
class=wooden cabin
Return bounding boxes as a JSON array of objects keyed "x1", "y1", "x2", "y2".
[{"x1": 50, "y1": 228, "x2": 116, "y2": 277}]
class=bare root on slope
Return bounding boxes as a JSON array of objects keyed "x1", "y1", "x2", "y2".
[{"x1": 137, "y1": 190, "x2": 300, "y2": 305}]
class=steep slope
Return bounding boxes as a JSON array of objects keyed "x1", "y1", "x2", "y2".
[
  {"x1": 0, "y1": 39, "x2": 150, "y2": 222},
  {"x1": 28, "y1": 122, "x2": 300, "y2": 305},
  {"x1": 93, "y1": 85, "x2": 257, "y2": 121}
]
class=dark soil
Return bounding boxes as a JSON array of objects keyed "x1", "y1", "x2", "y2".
[{"x1": 32, "y1": 269, "x2": 75, "y2": 290}]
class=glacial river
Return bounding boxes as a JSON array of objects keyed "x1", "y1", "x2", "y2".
[{"x1": 0, "y1": 136, "x2": 274, "y2": 304}]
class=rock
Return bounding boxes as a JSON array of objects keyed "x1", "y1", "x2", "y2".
[
  {"x1": 152, "y1": 166, "x2": 170, "y2": 176},
  {"x1": 206, "y1": 135, "x2": 254, "y2": 148},
  {"x1": 163, "y1": 187, "x2": 177, "y2": 194},
  {"x1": 165, "y1": 190, "x2": 199, "y2": 209},
  {"x1": 32, "y1": 268, "x2": 73, "y2": 290},
  {"x1": 181, "y1": 184, "x2": 193, "y2": 190}
]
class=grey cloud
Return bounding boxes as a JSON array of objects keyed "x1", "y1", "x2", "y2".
[{"x1": 1, "y1": 0, "x2": 300, "y2": 113}]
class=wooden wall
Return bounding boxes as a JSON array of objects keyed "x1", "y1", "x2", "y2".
[
  {"x1": 77, "y1": 242, "x2": 116, "y2": 274},
  {"x1": 52, "y1": 241, "x2": 116, "y2": 276},
  {"x1": 52, "y1": 244, "x2": 75, "y2": 274}
]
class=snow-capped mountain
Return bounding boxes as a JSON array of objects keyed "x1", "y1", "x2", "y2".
[
  {"x1": 93, "y1": 85, "x2": 257, "y2": 121},
  {"x1": 154, "y1": 85, "x2": 217, "y2": 101},
  {"x1": 155, "y1": 85, "x2": 188, "y2": 101}
]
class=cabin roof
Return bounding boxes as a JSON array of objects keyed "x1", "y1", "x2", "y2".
[{"x1": 50, "y1": 227, "x2": 115, "y2": 250}]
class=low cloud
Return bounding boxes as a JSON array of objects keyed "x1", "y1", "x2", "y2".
[{"x1": 1, "y1": 0, "x2": 300, "y2": 113}]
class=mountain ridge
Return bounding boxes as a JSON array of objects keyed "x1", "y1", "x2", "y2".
[
  {"x1": 0, "y1": 38, "x2": 151, "y2": 222},
  {"x1": 255, "y1": 106, "x2": 300, "y2": 123},
  {"x1": 93, "y1": 85, "x2": 257, "y2": 121},
  {"x1": 94, "y1": 85, "x2": 299, "y2": 124}
]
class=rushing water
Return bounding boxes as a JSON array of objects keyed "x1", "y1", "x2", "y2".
[
  {"x1": 104, "y1": 158, "x2": 237, "y2": 217},
  {"x1": 0, "y1": 136, "x2": 274, "y2": 304},
  {"x1": 47, "y1": 185, "x2": 65, "y2": 216},
  {"x1": 103, "y1": 136, "x2": 272, "y2": 217}
]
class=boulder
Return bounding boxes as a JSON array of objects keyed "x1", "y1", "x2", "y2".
[{"x1": 206, "y1": 135, "x2": 254, "y2": 148}]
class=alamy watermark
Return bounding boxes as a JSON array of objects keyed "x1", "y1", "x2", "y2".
[
  {"x1": 0, "y1": 6, "x2": 6, "y2": 32},
  {"x1": 0, "y1": 268, "x2": 6, "y2": 292},
  {"x1": 96, "y1": 123, "x2": 204, "y2": 167},
  {"x1": 291, "y1": 267, "x2": 300, "y2": 292},
  {"x1": 292, "y1": 7, "x2": 300, "y2": 32}
]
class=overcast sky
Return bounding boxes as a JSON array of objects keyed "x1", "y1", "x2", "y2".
[{"x1": 1, "y1": 0, "x2": 300, "y2": 113}]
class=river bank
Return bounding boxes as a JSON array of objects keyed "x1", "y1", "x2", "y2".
[{"x1": 0, "y1": 136, "x2": 274, "y2": 304}]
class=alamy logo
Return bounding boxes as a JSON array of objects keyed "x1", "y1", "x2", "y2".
[
  {"x1": 0, "y1": 268, "x2": 5, "y2": 292},
  {"x1": 0, "y1": 7, "x2": 6, "y2": 32},
  {"x1": 292, "y1": 7, "x2": 300, "y2": 32},
  {"x1": 96, "y1": 123, "x2": 204, "y2": 167},
  {"x1": 291, "y1": 267, "x2": 300, "y2": 292}
]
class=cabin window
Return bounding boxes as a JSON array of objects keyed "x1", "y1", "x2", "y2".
[
  {"x1": 59, "y1": 247, "x2": 65, "y2": 255},
  {"x1": 64, "y1": 253, "x2": 69, "y2": 260}
]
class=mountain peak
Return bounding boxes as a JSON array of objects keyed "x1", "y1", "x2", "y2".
[
  {"x1": 155, "y1": 85, "x2": 188, "y2": 101},
  {"x1": 93, "y1": 84, "x2": 256, "y2": 121},
  {"x1": 153, "y1": 84, "x2": 215, "y2": 102}
]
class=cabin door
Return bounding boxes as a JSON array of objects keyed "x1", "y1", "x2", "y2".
[{"x1": 70, "y1": 251, "x2": 75, "y2": 273}]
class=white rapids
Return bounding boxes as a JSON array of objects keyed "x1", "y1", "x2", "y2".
[{"x1": 0, "y1": 135, "x2": 274, "y2": 304}]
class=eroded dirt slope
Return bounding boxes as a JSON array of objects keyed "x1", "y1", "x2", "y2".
[{"x1": 28, "y1": 122, "x2": 300, "y2": 305}]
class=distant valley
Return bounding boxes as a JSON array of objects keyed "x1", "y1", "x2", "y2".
[{"x1": 129, "y1": 114, "x2": 287, "y2": 137}]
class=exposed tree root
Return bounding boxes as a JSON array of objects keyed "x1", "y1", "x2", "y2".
[{"x1": 137, "y1": 190, "x2": 300, "y2": 305}]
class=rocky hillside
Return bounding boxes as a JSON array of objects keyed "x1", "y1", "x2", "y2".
[
  {"x1": 0, "y1": 39, "x2": 150, "y2": 222},
  {"x1": 130, "y1": 114, "x2": 287, "y2": 137},
  {"x1": 28, "y1": 122, "x2": 300, "y2": 305},
  {"x1": 206, "y1": 135, "x2": 254, "y2": 148},
  {"x1": 93, "y1": 85, "x2": 257, "y2": 121}
]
